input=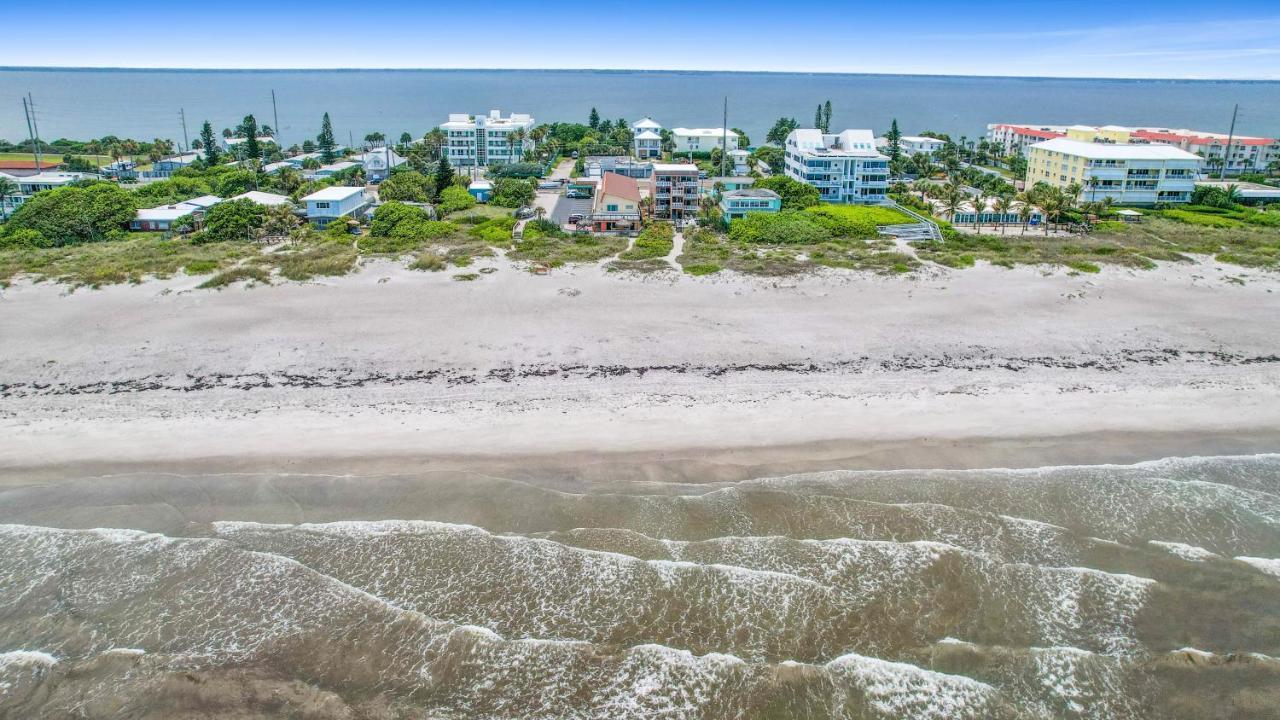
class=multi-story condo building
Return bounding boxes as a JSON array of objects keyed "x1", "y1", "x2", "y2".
[
  {"x1": 671, "y1": 128, "x2": 738, "y2": 155},
  {"x1": 632, "y1": 118, "x2": 663, "y2": 158},
  {"x1": 439, "y1": 110, "x2": 536, "y2": 167},
  {"x1": 986, "y1": 124, "x2": 1069, "y2": 157},
  {"x1": 1026, "y1": 138, "x2": 1201, "y2": 205},
  {"x1": 651, "y1": 163, "x2": 700, "y2": 220},
  {"x1": 990, "y1": 122, "x2": 1279, "y2": 175},
  {"x1": 878, "y1": 135, "x2": 946, "y2": 156},
  {"x1": 783, "y1": 128, "x2": 890, "y2": 204}
]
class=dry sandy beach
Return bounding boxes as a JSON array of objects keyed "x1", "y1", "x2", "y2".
[{"x1": 2, "y1": 256, "x2": 1279, "y2": 478}]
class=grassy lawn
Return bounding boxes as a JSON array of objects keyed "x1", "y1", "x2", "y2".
[
  {"x1": 444, "y1": 205, "x2": 512, "y2": 222},
  {"x1": 0, "y1": 151, "x2": 120, "y2": 169},
  {"x1": 911, "y1": 209, "x2": 1280, "y2": 271}
]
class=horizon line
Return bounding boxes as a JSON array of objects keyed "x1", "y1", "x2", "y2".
[{"x1": 1, "y1": 65, "x2": 1277, "y2": 83}]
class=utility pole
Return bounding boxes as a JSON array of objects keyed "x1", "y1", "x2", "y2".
[
  {"x1": 179, "y1": 108, "x2": 190, "y2": 154},
  {"x1": 271, "y1": 90, "x2": 280, "y2": 146},
  {"x1": 1223, "y1": 103, "x2": 1239, "y2": 177},
  {"x1": 26, "y1": 93, "x2": 44, "y2": 168},
  {"x1": 720, "y1": 96, "x2": 729, "y2": 179},
  {"x1": 22, "y1": 97, "x2": 37, "y2": 164}
]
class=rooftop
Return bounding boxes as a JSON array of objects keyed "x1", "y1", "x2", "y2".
[
  {"x1": 672, "y1": 128, "x2": 738, "y2": 138},
  {"x1": 1031, "y1": 137, "x2": 1202, "y2": 161},
  {"x1": 633, "y1": 118, "x2": 662, "y2": 130},
  {"x1": 232, "y1": 191, "x2": 293, "y2": 206},
  {"x1": 723, "y1": 188, "x2": 780, "y2": 199},
  {"x1": 599, "y1": 172, "x2": 642, "y2": 202},
  {"x1": 303, "y1": 186, "x2": 365, "y2": 202},
  {"x1": 652, "y1": 162, "x2": 699, "y2": 173}
]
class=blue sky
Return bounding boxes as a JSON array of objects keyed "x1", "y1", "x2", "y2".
[{"x1": 4, "y1": 1, "x2": 1279, "y2": 79}]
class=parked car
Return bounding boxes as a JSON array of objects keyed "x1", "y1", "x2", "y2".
[
  {"x1": 567, "y1": 213, "x2": 585, "y2": 224},
  {"x1": 516, "y1": 207, "x2": 536, "y2": 219},
  {"x1": 537, "y1": 181, "x2": 560, "y2": 190},
  {"x1": 565, "y1": 191, "x2": 590, "y2": 199}
]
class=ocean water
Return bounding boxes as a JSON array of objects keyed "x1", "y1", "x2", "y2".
[
  {"x1": 0, "y1": 455, "x2": 1278, "y2": 718},
  {"x1": 1, "y1": 68, "x2": 1279, "y2": 150}
]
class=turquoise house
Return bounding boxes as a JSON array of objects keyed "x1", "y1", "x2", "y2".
[
  {"x1": 468, "y1": 180, "x2": 493, "y2": 202},
  {"x1": 719, "y1": 188, "x2": 782, "y2": 221}
]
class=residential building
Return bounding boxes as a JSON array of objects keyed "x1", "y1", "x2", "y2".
[
  {"x1": 354, "y1": 148, "x2": 406, "y2": 183},
  {"x1": 671, "y1": 128, "x2": 738, "y2": 155},
  {"x1": 0, "y1": 159, "x2": 61, "y2": 177},
  {"x1": 261, "y1": 161, "x2": 293, "y2": 174},
  {"x1": 302, "y1": 186, "x2": 368, "y2": 227},
  {"x1": 986, "y1": 124, "x2": 1069, "y2": 157},
  {"x1": 440, "y1": 110, "x2": 536, "y2": 167},
  {"x1": 783, "y1": 128, "x2": 890, "y2": 204},
  {"x1": 925, "y1": 196, "x2": 1044, "y2": 226},
  {"x1": 708, "y1": 176, "x2": 755, "y2": 193},
  {"x1": 142, "y1": 152, "x2": 202, "y2": 180},
  {"x1": 584, "y1": 156, "x2": 653, "y2": 179},
  {"x1": 100, "y1": 159, "x2": 138, "y2": 181},
  {"x1": 590, "y1": 172, "x2": 643, "y2": 232},
  {"x1": 16, "y1": 172, "x2": 86, "y2": 195},
  {"x1": 878, "y1": 135, "x2": 946, "y2": 156},
  {"x1": 130, "y1": 195, "x2": 222, "y2": 231},
  {"x1": 650, "y1": 163, "x2": 700, "y2": 220},
  {"x1": 990, "y1": 122, "x2": 1280, "y2": 174},
  {"x1": 719, "y1": 188, "x2": 781, "y2": 221},
  {"x1": 223, "y1": 136, "x2": 276, "y2": 151},
  {"x1": 304, "y1": 161, "x2": 360, "y2": 181},
  {"x1": 633, "y1": 118, "x2": 663, "y2": 158},
  {"x1": 231, "y1": 190, "x2": 293, "y2": 207},
  {"x1": 1026, "y1": 138, "x2": 1201, "y2": 205}
]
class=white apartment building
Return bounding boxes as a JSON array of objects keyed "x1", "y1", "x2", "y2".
[
  {"x1": 671, "y1": 127, "x2": 738, "y2": 155},
  {"x1": 878, "y1": 135, "x2": 946, "y2": 156},
  {"x1": 440, "y1": 110, "x2": 536, "y2": 167},
  {"x1": 986, "y1": 124, "x2": 1069, "y2": 156},
  {"x1": 783, "y1": 128, "x2": 890, "y2": 204},
  {"x1": 1026, "y1": 138, "x2": 1201, "y2": 205},
  {"x1": 632, "y1": 117, "x2": 663, "y2": 159}
]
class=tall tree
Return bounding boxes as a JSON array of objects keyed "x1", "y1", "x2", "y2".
[
  {"x1": 199, "y1": 121, "x2": 221, "y2": 165},
  {"x1": 765, "y1": 118, "x2": 799, "y2": 145},
  {"x1": 588, "y1": 108, "x2": 600, "y2": 130},
  {"x1": 823, "y1": 100, "x2": 832, "y2": 132},
  {"x1": 885, "y1": 119, "x2": 903, "y2": 164},
  {"x1": 242, "y1": 115, "x2": 262, "y2": 160},
  {"x1": 433, "y1": 157, "x2": 455, "y2": 199},
  {"x1": 731, "y1": 128, "x2": 750, "y2": 149},
  {"x1": 0, "y1": 176, "x2": 17, "y2": 220},
  {"x1": 317, "y1": 112, "x2": 337, "y2": 163},
  {"x1": 814, "y1": 104, "x2": 824, "y2": 132},
  {"x1": 399, "y1": 131, "x2": 412, "y2": 145}
]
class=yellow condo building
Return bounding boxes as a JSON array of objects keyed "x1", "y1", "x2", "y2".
[{"x1": 1026, "y1": 138, "x2": 1201, "y2": 205}]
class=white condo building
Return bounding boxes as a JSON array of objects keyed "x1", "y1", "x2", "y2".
[
  {"x1": 783, "y1": 129, "x2": 890, "y2": 204},
  {"x1": 440, "y1": 110, "x2": 536, "y2": 167},
  {"x1": 671, "y1": 128, "x2": 738, "y2": 155},
  {"x1": 1026, "y1": 138, "x2": 1201, "y2": 205}
]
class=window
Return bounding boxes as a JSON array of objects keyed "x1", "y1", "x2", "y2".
[
  {"x1": 606, "y1": 204, "x2": 618, "y2": 212},
  {"x1": 315, "y1": 201, "x2": 331, "y2": 209}
]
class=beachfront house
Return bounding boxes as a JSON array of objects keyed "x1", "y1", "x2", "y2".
[
  {"x1": 130, "y1": 194, "x2": 222, "y2": 231},
  {"x1": 302, "y1": 186, "x2": 368, "y2": 227},
  {"x1": 585, "y1": 156, "x2": 653, "y2": 179},
  {"x1": 354, "y1": 148, "x2": 406, "y2": 183},
  {"x1": 1, "y1": 169, "x2": 87, "y2": 217},
  {"x1": 222, "y1": 136, "x2": 277, "y2": 159},
  {"x1": 632, "y1": 118, "x2": 663, "y2": 158},
  {"x1": 230, "y1": 190, "x2": 293, "y2": 207},
  {"x1": 651, "y1": 163, "x2": 700, "y2": 221},
  {"x1": 440, "y1": 110, "x2": 536, "y2": 167},
  {"x1": 783, "y1": 128, "x2": 890, "y2": 204},
  {"x1": 589, "y1": 172, "x2": 644, "y2": 233},
  {"x1": 718, "y1": 188, "x2": 782, "y2": 221},
  {"x1": 1026, "y1": 138, "x2": 1201, "y2": 205},
  {"x1": 926, "y1": 196, "x2": 1044, "y2": 227},
  {"x1": 671, "y1": 128, "x2": 738, "y2": 155}
]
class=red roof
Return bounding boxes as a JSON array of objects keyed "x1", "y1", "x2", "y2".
[
  {"x1": 0, "y1": 159, "x2": 61, "y2": 170},
  {"x1": 1132, "y1": 129, "x2": 1275, "y2": 146},
  {"x1": 599, "y1": 171, "x2": 641, "y2": 202},
  {"x1": 995, "y1": 124, "x2": 1066, "y2": 140}
]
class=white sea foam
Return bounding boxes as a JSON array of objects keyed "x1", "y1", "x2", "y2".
[
  {"x1": 1149, "y1": 540, "x2": 1220, "y2": 561},
  {"x1": 1235, "y1": 556, "x2": 1280, "y2": 578},
  {"x1": 825, "y1": 653, "x2": 996, "y2": 719}
]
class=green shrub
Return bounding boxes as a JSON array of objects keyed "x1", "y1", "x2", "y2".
[
  {"x1": 183, "y1": 259, "x2": 219, "y2": 274},
  {"x1": 728, "y1": 211, "x2": 832, "y2": 245},
  {"x1": 1066, "y1": 260, "x2": 1101, "y2": 273},
  {"x1": 199, "y1": 266, "x2": 272, "y2": 289},
  {"x1": 410, "y1": 252, "x2": 447, "y2": 271},
  {"x1": 620, "y1": 223, "x2": 674, "y2": 260},
  {"x1": 683, "y1": 263, "x2": 721, "y2": 276},
  {"x1": 438, "y1": 185, "x2": 477, "y2": 214},
  {"x1": 453, "y1": 272, "x2": 479, "y2": 281},
  {"x1": 1159, "y1": 209, "x2": 1243, "y2": 228}
]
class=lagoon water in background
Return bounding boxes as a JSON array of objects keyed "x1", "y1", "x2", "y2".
[
  {"x1": 1, "y1": 455, "x2": 1279, "y2": 718},
  {"x1": 1, "y1": 68, "x2": 1279, "y2": 149}
]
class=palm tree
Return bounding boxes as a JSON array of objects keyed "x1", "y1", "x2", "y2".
[
  {"x1": 276, "y1": 167, "x2": 302, "y2": 195},
  {"x1": 509, "y1": 128, "x2": 527, "y2": 162},
  {"x1": 1016, "y1": 193, "x2": 1034, "y2": 235},
  {"x1": 941, "y1": 183, "x2": 966, "y2": 223},
  {"x1": 1224, "y1": 184, "x2": 1242, "y2": 206},
  {"x1": 993, "y1": 193, "x2": 1013, "y2": 235},
  {"x1": 1266, "y1": 159, "x2": 1280, "y2": 178},
  {"x1": 910, "y1": 153, "x2": 933, "y2": 178},
  {"x1": 0, "y1": 176, "x2": 17, "y2": 220}
]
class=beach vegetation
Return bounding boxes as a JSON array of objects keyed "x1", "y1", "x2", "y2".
[
  {"x1": 3, "y1": 182, "x2": 135, "y2": 247},
  {"x1": 755, "y1": 176, "x2": 821, "y2": 210},
  {"x1": 437, "y1": 185, "x2": 475, "y2": 214},
  {"x1": 376, "y1": 170, "x2": 434, "y2": 203},
  {"x1": 619, "y1": 222, "x2": 674, "y2": 260},
  {"x1": 490, "y1": 178, "x2": 535, "y2": 208}
]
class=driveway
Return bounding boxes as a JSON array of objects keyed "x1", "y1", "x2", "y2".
[{"x1": 550, "y1": 196, "x2": 593, "y2": 228}]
